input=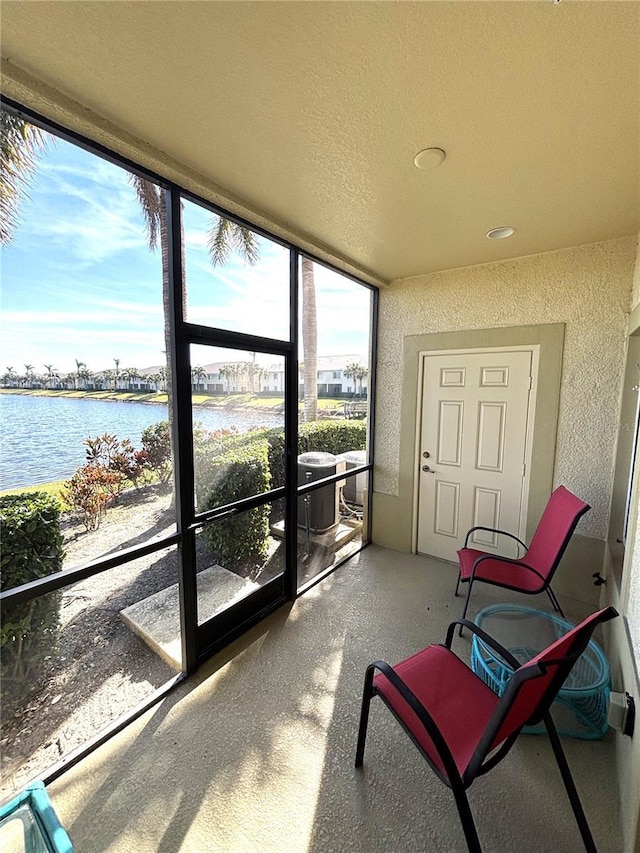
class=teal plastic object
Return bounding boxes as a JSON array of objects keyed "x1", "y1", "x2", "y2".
[
  {"x1": 471, "y1": 604, "x2": 611, "y2": 739},
  {"x1": 0, "y1": 781, "x2": 74, "y2": 853}
]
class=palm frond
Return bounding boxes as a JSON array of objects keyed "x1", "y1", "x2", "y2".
[
  {"x1": 0, "y1": 111, "x2": 50, "y2": 246},
  {"x1": 207, "y1": 215, "x2": 259, "y2": 267},
  {"x1": 129, "y1": 174, "x2": 163, "y2": 250},
  {"x1": 207, "y1": 216, "x2": 232, "y2": 266},
  {"x1": 232, "y1": 225, "x2": 259, "y2": 266}
]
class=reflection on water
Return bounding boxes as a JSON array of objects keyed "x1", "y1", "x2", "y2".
[{"x1": 0, "y1": 394, "x2": 281, "y2": 490}]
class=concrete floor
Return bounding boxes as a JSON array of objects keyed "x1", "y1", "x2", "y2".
[{"x1": 48, "y1": 546, "x2": 623, "y2": 852}]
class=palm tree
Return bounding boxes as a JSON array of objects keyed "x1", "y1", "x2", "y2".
[
  {"x1": 44, "y1": 364, "x2": 57, "y2": 388},
  {"x1": 344, "y1": 361, "x2": 368, "y2": 398},
  {"x1": 192, "y1": 365, "x2": 207, "y2": 392},
  {"x1": 246, "y1": 352, "x2": 257, "y2": 395},
  {"x1": 301, "y1": 257, "x2": 318, "y2": 421},
  {"x1": 218, "y1": 364, "x2": 234, "y2": 394},
  {"x1": 130, "y1": 176, "x2": 258, "y2": 447},
  {"x1": 113, "y1": 358, "x2": 121, "y2": 390},
  {"x1": 4, "y1": 366, "x2": 16, "y2": 387},
  {"x1": 253, "y1": 365, "x2": 266, "y2": 395},
  {"x1": 100, "y1": 369, "x2": 114, "y2": 390},
  {"x1": 23, "y1": 363, "x2": 35, "y2": 388},
  {"x1": 74, "y1": 358, "x2": 86, "y2": 390},
  {"x1": 3, "y1": 366, "x2": 17, "y2": 387},
  {"x1": 123, "y1": 367, "x2": 139, "y2": 390},
  {"x1": 0, "y1": 111, "x2": 49, "y2": 246},
  {"x1": 79, "y1": 366, "x2": 93, "y2": 389},
  {"x1": 148, "y1": 372, "x2": 162, "y2": 392}
]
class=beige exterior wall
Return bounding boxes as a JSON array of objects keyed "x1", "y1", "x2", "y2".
[
  {"x1": 603, "y1": 235, "x2": 640, "y2": 853},
  {"x1": 629, "y1": 237, "x2": 640, "y2": 664},
  {"x1": 374, "y1": 237, "x2": 635, "y2": 540}
]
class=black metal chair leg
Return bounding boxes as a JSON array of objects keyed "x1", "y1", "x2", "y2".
[
  {"x1": 451, "y1": 783, "x2": 483, "y2": 853},
  {"x1": 355, "y1": 667, "x2": 375, "y2": 768},
  {"x1": 544, "y1": 713, "x2": 597, "y2": 853},
  {"x1": 459, "y1": 581, "x2": 474, "y2": 636},
  {"x1": 546, "y1": 587, "x2": 566, "y2": 619}
]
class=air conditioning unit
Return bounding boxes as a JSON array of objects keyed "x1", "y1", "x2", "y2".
[
  {"x1": 297, "y1": 452, "x2": 340, "y2": 532},
  {"x1": 336, "y1": 450, "x2": 367, "y2": 505}
]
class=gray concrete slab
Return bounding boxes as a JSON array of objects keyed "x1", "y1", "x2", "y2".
[{"x1": 120, "y1": 565, "x2": 259, "y2": 670}]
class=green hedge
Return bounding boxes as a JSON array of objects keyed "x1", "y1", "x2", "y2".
[
  {"x1": 270, "y1": 420, "x2": 367, "y2": 487},
  {"x1": 195, "y1": 419, "x2": 367, "y2": 490},
  {"x1": 0, "y1": 492, "x2": 64, "y2": 697},
  {"x1": 193, "y1": 420, "x2": 366, "y2": 565},
  {"x1": 298, "y1": 420, "x2": 366, "y2": 455},
  {"x1": 195, "y1": 439, "x2": 271, "y2": 566}
]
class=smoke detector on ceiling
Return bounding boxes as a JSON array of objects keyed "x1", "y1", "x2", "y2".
[
  {"x1": 486, "y1": 226, "x2": 516, "y2": 240},
  {"x1": 414, "y1": 148, "x2": 446, "y2": 170}
]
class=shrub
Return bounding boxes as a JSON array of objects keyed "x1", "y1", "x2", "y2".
[
  {"x1": 298, "y1": 419, "x2": 367, "y2": 455},
  {"x1": 0, "y1": 492, "x2": 64, "y2": 698},
  {"x1": 141, "y1": 421, "x2": 172, "y2": 484},
  {"x1": 109, "y1": 438, "x2": 148, "y2": 487},
  {"x1": 266, "y1": 420, "x2": 367, "y2": 486},
  {"x1": 195, "y1": 439, "x2": 271, "y2": 566},
  {"x1": 61, "y1": 463, "x2": 122, "y2": 531},
  {"x1": 84, "y1": 432, "x2": 148, "y2": 488},
  {"x1": 195, "y1": 420, "x2": 367, "y2": 488},
  {"x1": 190, "y1": 420, "x2": 366, "y2": 564},
  {"x1": 64, "y1": 430, "x2": 155, "y2": 530}
]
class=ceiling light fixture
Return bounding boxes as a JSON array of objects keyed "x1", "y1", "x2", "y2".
[
  {"x1": 486, "y1": 226, "x2": 516, "y2": 240},
  {"x1": 414, "y1": 147, "x2": 446, "y2": 170}
]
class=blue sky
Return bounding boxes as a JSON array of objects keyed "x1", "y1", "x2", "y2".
[{"x1": 0, "y1": 129, "x2": 371, "y2": 378}]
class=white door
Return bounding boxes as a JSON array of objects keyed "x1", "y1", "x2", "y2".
[{"x1": 416, "y1": 349, "x2": 534, "y2": 561}]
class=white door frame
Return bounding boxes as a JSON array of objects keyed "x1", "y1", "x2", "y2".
[{"x1": 411, "y1": 344, "x2": 540, "y2": 555}]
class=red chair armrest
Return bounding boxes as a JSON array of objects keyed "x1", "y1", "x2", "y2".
[
  {"x1": 463, "y1": 526, "x2": 528, "y2": 553},
  {"x1": 443, "y1": 620, "x2": 522, "y2": 670}
]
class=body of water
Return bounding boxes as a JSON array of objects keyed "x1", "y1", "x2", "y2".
[{"x1": 0, "y1": 394, "x2": 283, "y2": 491}]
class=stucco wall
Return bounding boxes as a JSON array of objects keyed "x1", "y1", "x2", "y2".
[
  {"x1": 605, "y1": 232, "x2": 640, "y2": 852},
  {"x1": 631, "y1": 234, "x2": 640, "y2": 309},
  {"x1": 376, "y1": 238, "x2": 636, "y2": 540},
  {"x1": 625, "y1": 235, "x2": 640, "y2": 667}
]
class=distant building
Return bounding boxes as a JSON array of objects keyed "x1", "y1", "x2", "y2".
[{"x1": 191, "y1": 355, "x2": 368, "y2": 397}]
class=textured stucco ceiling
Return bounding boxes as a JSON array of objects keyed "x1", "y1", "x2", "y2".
[{"x1": 1, "y1": 1, "x2": 639, "y2": 284}]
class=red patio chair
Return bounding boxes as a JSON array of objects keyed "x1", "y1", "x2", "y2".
[
  {"x1": 355, "y1": 606, "x2": 617, "y2": 853},
  {"x1": 456, "y1": 485, "x2": 590, "y2": 628}
]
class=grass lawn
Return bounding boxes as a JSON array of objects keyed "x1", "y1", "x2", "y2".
[
  {"x1": 0, "y1": 480, "x2": 69, "y2": 510},
  {"x1": 0, "y1": 388, "x2": 358, "y2": 413},
  {"x1": 0, "y1": 388, "x2": 168, "y2": 404}
]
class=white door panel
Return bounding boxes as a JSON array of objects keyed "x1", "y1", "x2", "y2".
[{"x1": 417, "y1": 350, "x2": 533, "y2": 561}]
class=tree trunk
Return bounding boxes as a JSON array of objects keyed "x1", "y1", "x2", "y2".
[
  {"x1": 160, "y1": 194, "x2": 174, "y2": 467},
  {"x1": 301, "y1": 256, "x2": 317, "y2": 422}
]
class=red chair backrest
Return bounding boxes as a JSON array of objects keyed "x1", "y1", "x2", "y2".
[
  {"x1": 486, "y1": 607, "x2": 616, "y2": 752},
  {"x1": 523, "y1": 486, "x2": 590, "y2": 581}
]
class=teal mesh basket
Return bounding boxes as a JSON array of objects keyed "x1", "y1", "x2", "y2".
[
  {"x1": 470, "y1": 604, "x2": 611, "y2": 739},
  {"x1": 0, "y1": 781, "x2": 73, "y2": 853}
]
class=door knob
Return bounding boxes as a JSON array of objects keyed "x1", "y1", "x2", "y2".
[{"x1": 422, "y1": 465, "x2": 433, "y2": 473}]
